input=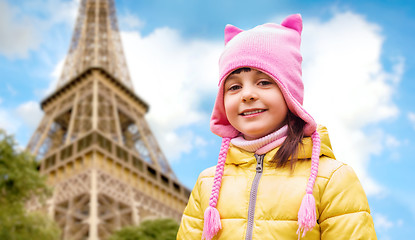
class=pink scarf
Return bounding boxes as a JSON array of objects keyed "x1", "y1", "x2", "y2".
[{"x1": 231, "y1": 125, "x2": 288, "y2": 155}]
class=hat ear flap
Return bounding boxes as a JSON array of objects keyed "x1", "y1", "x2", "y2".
[
  {"x1": 224, "y1": 24, "x2": 243, "y2": 45},
  {"x1": 281, "y1": 14, "x2": 303, "y2": 34}
]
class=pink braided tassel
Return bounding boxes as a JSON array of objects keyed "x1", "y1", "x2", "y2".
[
  {"x1": 297, "y1": 131, "x2": 320, "y2": 239},
  {"x1": 202, "y1": 138, "x2": 230, "y2": 240},
  {"x1": 202, "y1": 206, "x2": 222, "y2": 240},
  {"x1": 297, "y1": 193, "x2": 316, "y2": 238}
]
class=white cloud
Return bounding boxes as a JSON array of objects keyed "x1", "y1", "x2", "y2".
[
  {"x1": 0, "y1": 100, "x2": 42, "y2": 144},
  {"x1": 408, "y1": 112, "x2": 415, "y2": 130},
  {"x1": 15, "y1": 101, "x2": 43, "y2": 130},
  {"x1": 162, "y1": 131, "x2": 195, "y2": 160},
  {"x1": 195, "y1": 136, "x2": 208, "y2": 147},
  {"x1": 385, "y1": 135, "x2": 401, "y2": 161},
  {"x1": 374, "y1": 213, "x2": 394, "y2": 230},
  {"x1": 0, "y1": 108, "x2": 20, "y2": 133},
  {"x1": 0, "y1": 0, "x2": 41, "y2": 58},
  {"x1": 301, "y1": 12, "x2": 403, "y2": 196},
  {"x1": 43, "y1": 0, "x2": 79, "y2": 27},
  {"x1": 39, "y1": 57, "x2": 65, "y2": 97},
  {"x1": 0, "y1": 0, "x2": 78, "y2": 59},
  {"x1": 17, "y1": 0, "x2": 79, "y2": 29},
  {"x1": 119, "y1": 12, "x2": 145, "y2": 31},
  {"x1": 385, "y1": 135, "x2": 400, "y2": 148},
  {"x1": 374, "y1": 213, "x2": 404, "y2": 237},
  {"x1": 121, "y1": 28, "x2": 222, "y2": 161}
]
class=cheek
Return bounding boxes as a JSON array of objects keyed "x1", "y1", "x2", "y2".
[
  {"x1": 278, "y1": 103, "x2": 289, "y2": 122},
  {"x1": 223, "y1": 95, "x2": 237, "y2": 118},
  {"x1": 274, "y1": 90, "x2": 288, "y2": 111},
  {"x1": 267, "y1": 92, "x2": 288, "y2": 116},
  {"x1": 276, "y1": 100, "x2": 288, "y2": 116},
  {"x1": 278, "y1": 96, "x2": 288, "y2": 111},
  {"x1": 223, "y1": 96, "x2": 231, "y2": 115}
]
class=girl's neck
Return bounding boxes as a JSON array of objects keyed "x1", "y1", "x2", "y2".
[{"x1": 231, "y1": 125, "x2": 288, "y2": 155}]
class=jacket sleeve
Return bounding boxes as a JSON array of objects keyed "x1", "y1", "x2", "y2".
[
  {"x1": 319, "y1": 164, "x2": 377, "y2": 239},
  {"x1": 177, "y1": 176, "x2": 204, "y2": 240}
]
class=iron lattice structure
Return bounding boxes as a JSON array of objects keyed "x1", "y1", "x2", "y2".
[
  {"x1": 58, "y1": 0, "x2": 132, "y2": 89},
  {"x1": 27, "y1": 0, "x2": 190, "y2": 239}
]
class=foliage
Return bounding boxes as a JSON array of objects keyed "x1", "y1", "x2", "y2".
[
  {"x1": 0, "y1": 129, "x2": 61, "y2": 240},
  {"x1": 109, "y1": 218, "x2": 180, "y2": 240},
  {"x1": 0, "y1": 209, "x2": 61, "y2": 240},
  {"x1": 108, "y1": 226, "x2": 143, "y2": 240}
]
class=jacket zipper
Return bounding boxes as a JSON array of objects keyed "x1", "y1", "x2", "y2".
[{"x1": 245, "y1": 154, "x2": 264, "y2": 240}]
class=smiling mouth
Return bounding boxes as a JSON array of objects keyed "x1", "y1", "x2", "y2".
[{"x1": 241, "y1": 109, "x2": 266, "y2": 116}]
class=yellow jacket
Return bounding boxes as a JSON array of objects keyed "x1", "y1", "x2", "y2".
[{"x1": 177, "y1": 126, "x2": 377, "y2": 239}]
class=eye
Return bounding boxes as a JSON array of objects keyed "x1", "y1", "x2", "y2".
[
  {"x1": 258, "y1": 80, "x2": 273, "y2": 86},
  {"x1": 228, "y1": 85, "x2": 241, "y2": 91}
]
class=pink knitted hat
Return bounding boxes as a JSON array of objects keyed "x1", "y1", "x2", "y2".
[
  {"x1": 202, "y1": 14, "x2": 321, "y2": 240},
  {"x1": 211, "y1": 14, "x2": 317, "y2": 138}
]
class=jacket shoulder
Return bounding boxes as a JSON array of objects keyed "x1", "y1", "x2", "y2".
[
  {"x1": 198, "y1": 165, "x2": 216, "y2": 179},
  {"x1": 317, "y1": 158, "x2": 376, "y2": 238},
  {"x1": 317, "y1": 156, "x2": 347, "y2": 180}
]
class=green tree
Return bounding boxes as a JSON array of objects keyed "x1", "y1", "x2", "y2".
[
  {"x1": 109, "y1": 218, "x2": 179, "y2": 240},
  {"x1": 0, "y1": 129, "x2": 61, "y2": 240}
]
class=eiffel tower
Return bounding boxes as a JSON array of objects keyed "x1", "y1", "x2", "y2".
[{"x1": 26, "y1": 0, "x2": 190, "y2": 239}]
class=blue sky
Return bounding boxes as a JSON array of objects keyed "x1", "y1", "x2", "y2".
[{"x1": 1, "y1": 0, "x2": 414, "y2": 238}]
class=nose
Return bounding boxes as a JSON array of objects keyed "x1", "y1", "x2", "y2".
[{"x1": 241, "y1": 87, "x2": 258, "y2": 102}]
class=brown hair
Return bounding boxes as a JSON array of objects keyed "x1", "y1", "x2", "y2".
[
  {"x1": 229, "y1": 67, "x2": 251, "y2": 75},
  {"x1": 271, "y1": 110, "x2": 306, "y2": 168}
]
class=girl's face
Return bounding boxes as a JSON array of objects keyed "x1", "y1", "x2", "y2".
[{"x1": 224, "y1": 69, "x2": 288, "y2": 140}]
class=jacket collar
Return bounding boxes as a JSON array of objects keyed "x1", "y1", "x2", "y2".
[{"x1": 225, "y1": 125, "x2": 335, "y2": 166}]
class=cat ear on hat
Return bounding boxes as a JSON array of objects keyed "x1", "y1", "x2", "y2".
[
  {"x1": 281, "y1": 14, "x2": 303, "y2": 34},
  {"x1": 224, "y1": 24, "x2": 243, "y2": 45}
]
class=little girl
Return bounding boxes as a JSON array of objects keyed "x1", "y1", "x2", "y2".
[{"x1": 177, "y1": 14, "x2": 376, "y2": 239}]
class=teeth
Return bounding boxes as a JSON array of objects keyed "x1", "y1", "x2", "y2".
[{"x1": 242, "y1": 110, "x2": 265, "y2": 116}]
